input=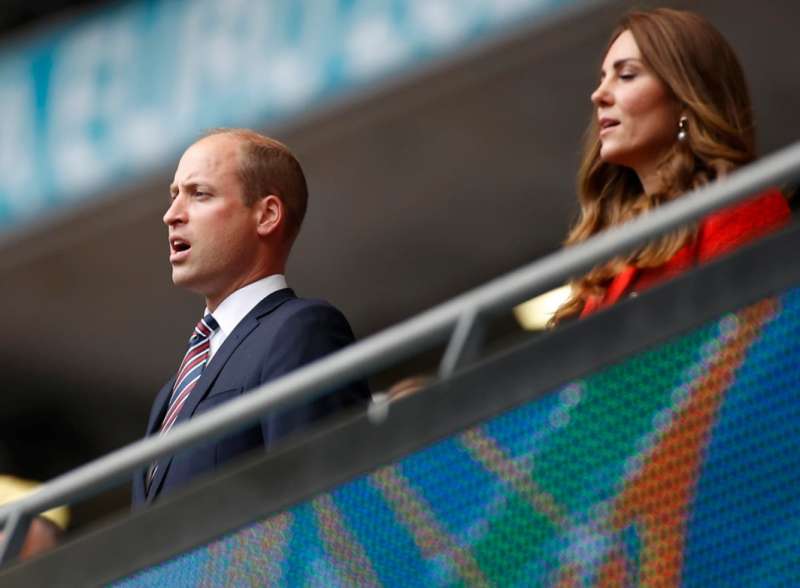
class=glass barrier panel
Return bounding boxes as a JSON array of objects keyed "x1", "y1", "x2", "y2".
[{"x1": 113, "y1": 287, "x2": 800, "y2": 587}]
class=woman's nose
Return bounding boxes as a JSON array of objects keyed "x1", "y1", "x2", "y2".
[{"x1": 591, "y1": 80, "x2": 612, "y2": 106}]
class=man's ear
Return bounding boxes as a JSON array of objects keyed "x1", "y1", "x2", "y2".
[{"x1": 254, "y1": 195, "x2": 283, "y2": 237}]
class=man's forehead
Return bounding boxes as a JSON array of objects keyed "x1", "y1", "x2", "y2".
[
  {"x1": 173, "y1": 135, "x2": 241, "y2": 183},
  {"x1": 185, "y1": 134, "x2": 241, "y2": 164}
]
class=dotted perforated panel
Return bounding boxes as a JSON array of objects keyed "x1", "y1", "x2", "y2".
[{"x1": 115, "y1": 290, "x2": 800, "y2": 587}]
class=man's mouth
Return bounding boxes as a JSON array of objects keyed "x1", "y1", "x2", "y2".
[{"x1": 170, "y1": 238, "x2": 191, "y2": 261}]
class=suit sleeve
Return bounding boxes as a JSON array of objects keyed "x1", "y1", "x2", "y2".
[{"x1": 255, "y1": 303, "x2": 371, "y2": 446}]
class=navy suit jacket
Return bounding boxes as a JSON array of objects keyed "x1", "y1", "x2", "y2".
[{"x1": 132, "y1": 288, "x2": 369, "y2": 506}]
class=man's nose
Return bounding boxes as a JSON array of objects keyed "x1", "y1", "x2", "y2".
[{"x1": 163, "y1": 195, "x2": 186, "y2": 226}]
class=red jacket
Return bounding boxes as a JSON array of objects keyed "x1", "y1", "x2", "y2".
[{"x1": 581, "y1": 188, "x2": 790, "y2": 317}]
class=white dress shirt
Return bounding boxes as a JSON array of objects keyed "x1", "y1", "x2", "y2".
[{"x1": 205, "y1": 274, "x2": 288, "y2": 359}]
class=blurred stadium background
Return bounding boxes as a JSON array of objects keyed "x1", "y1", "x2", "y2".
[{"x1": 0, "y1": 0, "x2": 797, "y2": 550}]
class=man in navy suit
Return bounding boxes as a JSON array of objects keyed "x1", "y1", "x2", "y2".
[{"x1": 132, "y1": 129, "x2": 369, "y2": 506}]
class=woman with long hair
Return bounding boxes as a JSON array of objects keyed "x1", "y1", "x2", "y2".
[{"x1": 552, "y1": 8, "x2": 790, "y2": 323}]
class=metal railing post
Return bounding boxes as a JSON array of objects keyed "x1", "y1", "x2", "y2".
[
  {"x1": 439, "y1": 307, "x2": 487, "y2": 379},
  {"x1": 0, "y1": 511, "x2": 32, "y2": 566}
]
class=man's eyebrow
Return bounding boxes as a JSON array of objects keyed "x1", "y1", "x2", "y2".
[{"x1": 169, "y1": 181, "x2": 204, "y2": 195}]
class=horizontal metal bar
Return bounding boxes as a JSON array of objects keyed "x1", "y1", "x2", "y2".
[{"x1": 0, "y1": 140, "x2": 798, "y2": 525}]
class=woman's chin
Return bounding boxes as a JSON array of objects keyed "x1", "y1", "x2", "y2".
[
  {"x1": 599, "y1": 145, "x2": 637, "y2": 169},
  {"x1": 599, "y1": 151, "x2": 625, "y2": 167}
]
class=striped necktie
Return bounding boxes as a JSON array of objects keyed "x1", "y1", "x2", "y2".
[
  {"x1": 147, "y1": 314, "x2": 219, "y2": 490},
  {"x1": 160, "y1": 313, "x2": 220, "y2": 434}
]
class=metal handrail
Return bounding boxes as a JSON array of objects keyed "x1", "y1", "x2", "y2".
[{"x1": 1, "y1": 140, "x2": 798, "y2": 551}]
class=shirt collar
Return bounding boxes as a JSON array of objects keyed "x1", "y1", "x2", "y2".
[{"x1": 205, "y1": 274, "x2": 288, "y2": 337}]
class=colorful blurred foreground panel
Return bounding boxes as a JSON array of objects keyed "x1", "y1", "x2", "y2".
[{"x1": 114, "y1": 289, "x2": 800, "y2": 587}]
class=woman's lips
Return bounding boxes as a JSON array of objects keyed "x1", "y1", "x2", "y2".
[{"x1": 599, "y1": 118, "x2": 620, "y2": 136}]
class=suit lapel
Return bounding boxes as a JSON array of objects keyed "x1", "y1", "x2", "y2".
[
  {"x1": 174, "y1": 289, "x2": 296, "y2": 426},
  {"x1": 135, "y1": 377, "x2": 174, "y2": 503},
  {"x1": 146, "y1": 289, "x2": 296, "y2": 502},
  {"x1": 146, "y1": 457, "x2": 170, "y2": 504},
  {"x1": 147, "y1": 377, "x2": 176, "y2": 435}
]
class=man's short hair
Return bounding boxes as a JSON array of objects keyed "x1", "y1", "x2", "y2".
[{"x1": 204, "y1": 128, "x2": 308, "y2": 241}]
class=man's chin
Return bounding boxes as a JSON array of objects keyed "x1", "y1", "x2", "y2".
[
  {"x1": 171, "y1": 270, "x2": 215, "y2": 301},
  {"x1": 171, "y1": 268, "x2": 197, "y2": 289}
]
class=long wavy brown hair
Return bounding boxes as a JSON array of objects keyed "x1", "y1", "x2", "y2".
[{"x1": 552, "y1": 8, "x2": 756, "y2": 324}]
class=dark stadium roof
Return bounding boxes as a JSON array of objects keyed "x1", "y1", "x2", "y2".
[{"x1": 0, "y1": 0, "x2": 110, "y2": 35}]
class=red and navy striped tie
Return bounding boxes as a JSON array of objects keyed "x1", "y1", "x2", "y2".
[{"x1": 147, "y1": 314, "x2": 219, "y2": 488}]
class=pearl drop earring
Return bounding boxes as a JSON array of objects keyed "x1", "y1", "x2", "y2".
[{"x1": 677, "y1": 116, "x2": 689, "y2": 142}]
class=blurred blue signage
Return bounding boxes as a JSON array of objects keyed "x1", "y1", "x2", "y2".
[{"x1": 0, "y1": 0, "x2": 574, "y2": 228}]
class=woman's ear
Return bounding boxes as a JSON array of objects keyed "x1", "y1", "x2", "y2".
[{"x1": 254, "y1": 195, "x2": 284, "y2": 237}]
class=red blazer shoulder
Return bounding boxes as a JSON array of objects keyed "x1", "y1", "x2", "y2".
[
  {"x1": 695, "y1": 187, "x2": 789, "y2": 261},
  {"x1": 581, "y1": 188, "x2": 790, "y2": 317}
]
